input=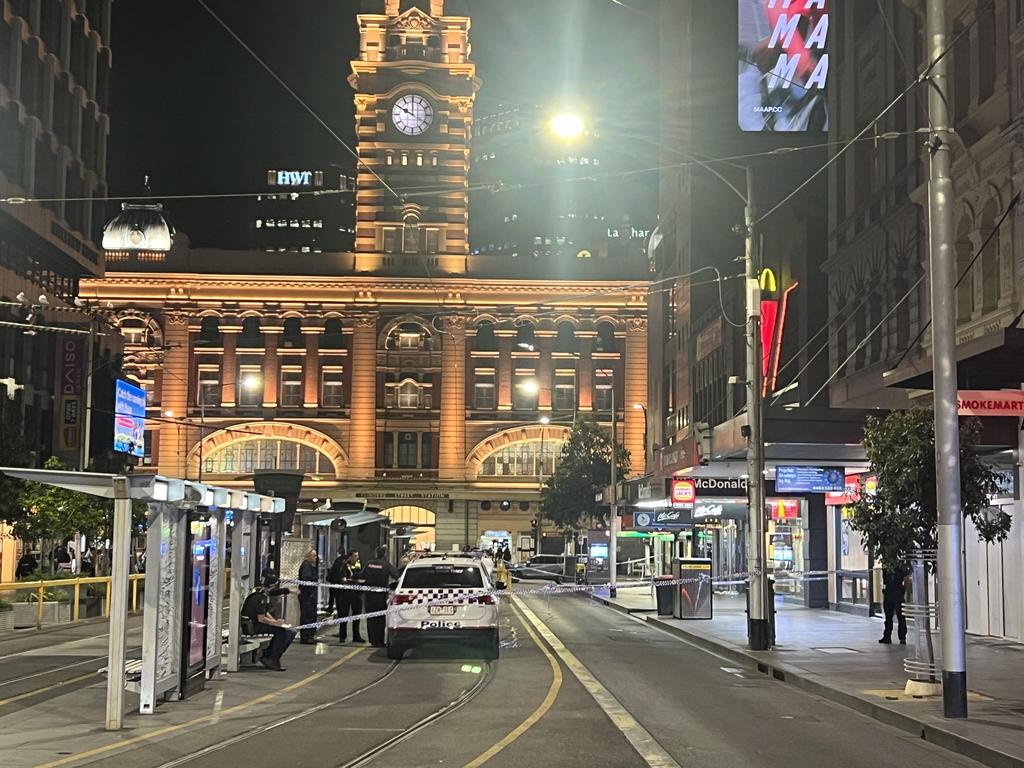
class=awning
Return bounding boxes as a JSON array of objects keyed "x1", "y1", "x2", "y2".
[{"x1": 300, "y1": 510, "x2": 388, "y2": 528}]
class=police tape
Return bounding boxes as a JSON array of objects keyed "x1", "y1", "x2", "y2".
[{"x1": 283, "y1": 567, "x2": 852, "y2": 632}]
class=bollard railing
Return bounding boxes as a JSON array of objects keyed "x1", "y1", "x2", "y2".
[{"x1": 0, "y1": 574, "x2": 147, "y2": 630}]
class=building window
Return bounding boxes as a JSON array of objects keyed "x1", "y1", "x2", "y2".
[
  {"x1": 595, "y1": 369, "x2": 614, "y2": 411},
  {"x1": 197, "y1": 369, "x2": 221, "y2": 407},
  {"x1": 322, "y1": 369, "x2": 344, "y2": 407},
  {"x1": 386, "y1": 153, "x2": 394, "y2": 166},
  {"x1": 424, "y1": 228, "x2": 440, "y2": 254},
  {"x1": 398, "y1": 432, "x2": 418, "y2": 468},
  {"x1": 416, "y1": 153, "x2": 424, "y2": 166},
  {"x1": 474, "y1": 379, "x2": 495, "y2": 409},
  {"x1": 398, "y1": 381, "x2": 420, "y2": 409},
  {"x1": 398, "y1": 332, "x2": 422, "y2": 350},
  {"x1": 203, "y1": 438, "x2": 335, "y2": 476},
  {"x1": 401, "y1": 153, "x2": 409, "y2": 166},
  {"x1": 513, "y1": 372, "x2": 538, "y2": 411},
  {"x1": 238, "y1": 367, "x2": 263, "y2": 407},
  {"x1": 554, "y1": 380, "x2": 575, "y2": 412},
  {"x1": 280, "y1": 368, "x2": 303, "y2": 407},
  {"x1": 383, "y1": 227, "x2": 400, "y2": 253},
  {"x1": 403, "y1": 217, "x2": 420, "y2": 253},
  {"x1": 479, "y1": 440, "x2": 563, "y2": 477},
  {"x1": 386, "y1": 378, "x2": 431, "y2": 409}
]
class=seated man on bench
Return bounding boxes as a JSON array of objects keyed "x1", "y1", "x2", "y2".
[{"x1": 241, "y1": 574, "x2": 296, "y2": 672}]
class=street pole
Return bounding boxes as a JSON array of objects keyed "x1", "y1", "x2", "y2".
[
  {"x1": 81, "y1": 319, "x2": 96, "y2": 471},
  {"x1": 925, "y1": 0, "x2": 967, "y2": 719},
  {"x1": 537, "y1": 424, "x2": 545, "y2": 557},
  {"x1": 198, "y1": 387, "x2": 206, "y2": 483},
  {"x1": 744, "y1": 166, "x2": 770, "y2": 651},
  {"x1": 609, "y1": 381, "x2": 618, "y2": 598},
  {"x1": 105, "y1": 475, "x2": 131, "y2": 730}
]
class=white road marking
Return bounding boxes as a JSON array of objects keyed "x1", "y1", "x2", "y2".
[
  {"x1": 210, "y1": 690, "x2": 225, "y2": 724},
  {"x1": 513, "y1": 596, "x2": 681, "y2": 768}
]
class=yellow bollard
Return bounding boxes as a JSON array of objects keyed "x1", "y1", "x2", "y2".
[
  {"x1": 73, "y1": 581, "x2": 81, "y2": 623},
  {"x1": 103, "y1": 577, "x2": 111, "y2": 618},
  {"x1": 36, "y1": 584, "x2": 44, "y2": 630},
  {"x1": 131, "y1": 577, "x2": 138, "y2": 613}
]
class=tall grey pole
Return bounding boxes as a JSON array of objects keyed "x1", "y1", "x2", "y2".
[
  {"x1": 609, "y1": 382, "x2": 618, "y2": 598},
  {"x1": 105, "y1": 476, "x2": 132, "y2": 730},
  {"x1": 744, "y1": 167, "x2": 770, "y2": 650},
  {"x1": 81, "y1": 319, "x2": 95, "y2": 470},
  {"x1": 925, "y1": 0, "x2": 967, "y2": 718},
  {"x1": 198, "y1": 388, "x2": 206, "y2": 483}
]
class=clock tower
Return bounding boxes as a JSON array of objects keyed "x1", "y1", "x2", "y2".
[{"x1": 350, "y1": 0, "x2": 479, "y2": 275}]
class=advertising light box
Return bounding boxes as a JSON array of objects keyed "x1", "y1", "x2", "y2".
[
  {"x1": 775, "y1": 465, "x2": 844, "y2": 493},
  {"x1": 113, "y1": 379, "x2": 146, "y2": 458},
  {"x1": 739, "y1": 0, "x2": 830, "y2": 132}
]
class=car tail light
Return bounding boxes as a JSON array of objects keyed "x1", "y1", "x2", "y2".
[
  {"x1": 471, "y1": 594, "x2": 496, "y2": 605},
  {"x1": 390, "y1": 594, "x2": 415, "y2": 605}
]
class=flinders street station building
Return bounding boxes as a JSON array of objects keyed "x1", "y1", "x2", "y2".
[{"x1": 83, "y1": 0, "x2": 650, "y2": 553}]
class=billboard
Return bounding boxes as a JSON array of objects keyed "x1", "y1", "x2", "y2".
[
  {"x1": 775, "y1": 465, "x2": 845, "y2": 493},
  {"x1": 113, "y1": 379, "x2": 146, "y2": 458},
  {"x1": 739, "y1": 0, "x2": 830, "y2": 132}
]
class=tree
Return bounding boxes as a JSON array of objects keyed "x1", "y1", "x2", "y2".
[
  {"x1": 13, "y1": 457, "x2": 115, "y2": 544},
  {"x1": 849, "y1": 408, "x2": 1009, "y2": 571},
  {"x1": 540, "y1": 415, "x2": 630, "y2": 530}
]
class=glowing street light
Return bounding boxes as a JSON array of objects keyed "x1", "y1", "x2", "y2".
[
  {"x1": 241, "y1": 374, "x2": 262, "y2": 391},
  {"x1": 549, "y1": 111, "x2": 585, "y2": 140},
  {"x1": 518, "y1": 378, "x2": 540, "y2": 396},
  {"x1": 539, "y1": 415, "x2": 551, "y2": 425}
]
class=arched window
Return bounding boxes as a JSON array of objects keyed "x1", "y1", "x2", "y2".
[
  {"x1": 386, "y1": 321, "x2": 431, "y2": 351},
  {"x1": 198, "y1": 316, "x2": 222, "y2": 346},
  {"x1": 475, "y1": 320, "x2": 497, "y2": 351},
  {"x1": 282, "y1": 317, "x2": 303, "y2": 347},
  {"x1": 979, "y1": 200, "x2": 1001, "y2": 314},
  {"x1": 554, "y1": 322, "x2": 577, "y2": 353},
  {"x1": 322, "y1": 317, "x2": 345, "y2": 349},
  {"x1": 202, "y1": 438, "x2": 337, "y2": 476},
  {"x1": 240, "y1": 316, "x2": 263, "y2": 347},
  {"x1": 595, "y1": 321, "x2": 617, "y2": 353},
  {"x1": 955, "y1": 218, "x2": 974, "y2": 322},
  {"x1": 385, "y1": 375, "x2": 432, "y2": 409},
  {"x1": 515, "y1": 321, "x2": 536, "y2": 351},
  {"x1": 403, "y1": 214, "x2": 420, "y2": 253},
  {"x1": 478, "y1": 439, "x2": 564, "y2": 478}
]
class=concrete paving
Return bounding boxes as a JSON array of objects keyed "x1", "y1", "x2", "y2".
[
  {"x1": 0, "y1": 584, "x2": 999, "y2": 768},
  {"x1": 594, "y1": 585, "x2": 1024, "y2": 768}
]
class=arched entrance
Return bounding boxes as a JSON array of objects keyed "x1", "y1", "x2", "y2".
[{"x1": 385, "y1": 505, "x2": 436, "y2": 550}]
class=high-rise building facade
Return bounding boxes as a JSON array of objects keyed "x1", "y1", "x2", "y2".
[{"x1": 83, "y1": 0, "x2": 649, "y2": 553}]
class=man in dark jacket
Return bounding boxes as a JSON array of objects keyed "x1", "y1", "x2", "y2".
[
  {"x1": 360, "y1": 546, "x2": 401, "y2": 647},
  {"x1": 241, "y1": 575, "x2": 295, "y2": 671},
  {"x1": 880, "y1": 564, "x2": 909, "y2": 644},
  {"x1": 298, "y1": 548, "x2": 319, "y2": 644},
  {"x1": 336, "y1": 550, "x2": 365, "y2": 643}
]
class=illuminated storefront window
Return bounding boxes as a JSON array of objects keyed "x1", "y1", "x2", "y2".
[{"x1": 478, "y1": 440, "x2": 564, "y2": 478}]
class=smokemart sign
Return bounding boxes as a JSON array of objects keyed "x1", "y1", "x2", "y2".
[{"x1": 957, "y1": 390, "x2": 1024, "y2": 417}]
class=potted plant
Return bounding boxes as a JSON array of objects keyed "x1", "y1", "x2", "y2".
[{"x1": 0, "y1": 598, "x2": 15, "y2": 634}]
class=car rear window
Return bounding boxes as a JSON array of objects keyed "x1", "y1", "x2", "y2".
[{"x1": 402, "y1": 565, "x2": 484, "y2": 589}]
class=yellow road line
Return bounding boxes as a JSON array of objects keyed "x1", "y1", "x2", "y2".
[
  {"x1": 0, "y1": 672, "x2": 100, "y2": 708},
  {"x1": 511, "y1": 596, "x2": 681, "y2": 768},
  {"x1": 463, "y1": 600, "x2": 563, "y2": 768},
  {"x1": 32, "y1": 647, "x2": 365, "y2": 768}
]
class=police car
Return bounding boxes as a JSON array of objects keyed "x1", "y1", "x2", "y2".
[{"x1": 386, "y1": 555, "x2": 503, "y2": 660}]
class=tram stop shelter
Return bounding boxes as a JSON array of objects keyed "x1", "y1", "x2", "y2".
[{"x1": 0, "y1": 468, "x2": 285, "y2": 730}]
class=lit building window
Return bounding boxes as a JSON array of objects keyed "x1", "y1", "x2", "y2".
[
  {"x1": 322, "y1": 369, "x2": 345, "y2": 407},
  {"x1": 479, "y1": 440, "x2": 563, "y2": 477},
  {"x1": 197, "y1": 369, "x2": 221, "y2": 406},
  {"x1": 238, "y1": 367, "x2": 263, "y2": 406},
  {"x1": 280, "y1": 368, "x2": 303, "y2": 407},
  {"x1": 385, "y1": 377, "x2": 432, "y2": 409},
  {"x1": 203, "y1": 438, "x2": 334, "y2": 476},
  {"x1": 416, "y1": 154, "x2": 424, "y2": 166},
  {"x1": 401, "y1": 153, "x2": 409, "y2": 166},
  {"x1": 474, "y1": 377, "x2": 495, "y2": 409},
  {"x1": 383, "y1": 226, "x2": 400, "y2": 253}
]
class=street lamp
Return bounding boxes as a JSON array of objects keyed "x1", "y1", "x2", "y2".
[
  {"x1": 197, "y1": 374, "x2": 261, "y2": 482},
  {"x1": 549, "y1": 111, "x2": 586, "y2": 140}
]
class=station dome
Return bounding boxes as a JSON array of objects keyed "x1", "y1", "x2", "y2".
[{"x1": 102, "y1": 202, "x2": 175, "y2": 252}]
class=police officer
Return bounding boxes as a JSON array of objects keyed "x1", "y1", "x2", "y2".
[
  {"x1": 880, "y1": 564, "x2": 909, "y2": 645},
  {"x1": 337, "y1": 550, "x2": 365, "y2": 644},
  {"x1": 360, "y1": 546, "x2": 401, "y2": 647},
  {"x1": 241, "y1": 574, "x2": 295, "y2": 671},
  {"x1": 298, "y1": 548, "x2": 319, "y2": 644}
]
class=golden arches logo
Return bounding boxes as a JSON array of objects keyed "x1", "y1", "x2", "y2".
[{"x1": 759, "y1": 268, "x2": 778, "y2": 293}]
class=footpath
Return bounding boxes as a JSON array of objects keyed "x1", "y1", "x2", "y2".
[{"x1": 592, "y1": 585, "x2": 1024, "y2": 768}]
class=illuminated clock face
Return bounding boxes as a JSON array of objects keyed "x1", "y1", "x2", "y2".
[{"x1": 392, "y1": 94, "x2": 434, "y2": 136}]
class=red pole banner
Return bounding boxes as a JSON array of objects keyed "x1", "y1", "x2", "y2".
[{"x1": 58, "y1": 338, "x2": 85, "y2": 451}]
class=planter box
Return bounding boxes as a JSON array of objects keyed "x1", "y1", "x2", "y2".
[
  {"x1": 13, "y1": 601, "x2": 70, "y2": 629},
  {"x1": 0, "y1": 610, "x2": 13, "y2": 633}
]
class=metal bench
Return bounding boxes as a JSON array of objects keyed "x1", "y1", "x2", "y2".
[
  {"x1": 222, "y1": 627, "x2": 274, "y2": 665},
  {"x1": 98, "y1": 658, "x2": 145, "y2": 693}
]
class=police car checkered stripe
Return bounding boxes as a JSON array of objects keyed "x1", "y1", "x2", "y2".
[{"x1": 397, "y1": 587, "x2": 485, "y2": 605}]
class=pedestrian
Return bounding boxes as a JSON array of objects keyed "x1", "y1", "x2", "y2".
[
  {"x1": 360, "y1": 545, "x2": 401, "y2": 647},
  {"x1": 337, "y1": 550, "x2": 365, "y2": 644},
  {"x1": 879, "y1": 564, "x2": 909, "y2": 645},
  {"x1": 15, "y1": 549, "x2": 37, "y2": 579},
  {"x1": 501, "y1": 541, "x2": 512, "y2": 564},
  {"x1": 54, "y1": 542, "x2": 72, "y2": 573},
  {"x1": 241, "y1": 574, "x2": 296, "y2": 672},
  {"x1": 298, "y1": 548, "x2": 319, "y2": 644},
  {"x1": 326, "y1": 550, "x2": 344, "y2": 616},
  {"x1": 399, "y1": 543, "x2": 416, "y2": 568}
]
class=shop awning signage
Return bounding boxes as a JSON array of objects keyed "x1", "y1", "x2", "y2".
[
  {"x1": 957, "y1": 390, "x2": 1024, "y2": 417},
  {"x1": 634, "y1": 507, "x2": 693, "y2": 529},
  {"x1": 692, "y1": 477, "x2": 748, "y2": 497}
]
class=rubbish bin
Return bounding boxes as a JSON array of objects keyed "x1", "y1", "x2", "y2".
[{"x1": 654, "y1": 575, "x2": 675, "y2": 616}]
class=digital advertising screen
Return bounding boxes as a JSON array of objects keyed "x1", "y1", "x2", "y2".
[
  {"x1": 113, "y1": 379, "x2": 146, "y2": 458},
  {"x1": 738, "y1": 0, "x2": 830, "y2": 132},
  {"x1": 776, "y1": 465, "x2": 845, "y2": 493},
  {"x1": 589, "y1": 542, "x2": 609, "y2": 560}
]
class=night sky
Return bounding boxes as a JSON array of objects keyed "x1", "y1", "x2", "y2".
[{"x1": 108, "y1": 0, "x2": 659, "y2": 247}]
